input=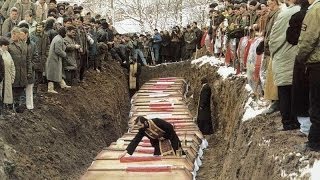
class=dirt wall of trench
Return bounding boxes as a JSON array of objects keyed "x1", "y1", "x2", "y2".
[{"x1": 0, "y1": 61, "x2": 131, "y2": 180}]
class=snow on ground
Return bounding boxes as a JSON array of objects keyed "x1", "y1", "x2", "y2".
[
  {"x1": 191, "y1": 55, "x2": 266, "y2": 121},
  {"x1": 311, "y1": 160, "x2": 320, "y2": 180},
  {"x1": 242, "y1": 97, "x2": 268, "y2": 121},
  {"x1": 217, "y1": 66, "x2": 236, "y2": 80},
  {"x1": 191, "y1": 56, "x2": 235, "y2": 79},
  {"x1": 191, "y1": 56, "x2": 224, "y2": 67},
  {"x1": 279, "y1": 155, "x2": 320, "y2": 179}
]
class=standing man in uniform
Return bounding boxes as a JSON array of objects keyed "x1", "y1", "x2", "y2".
[{"x1": 296, "y1": 0, "x2": 320, "y2": 151}]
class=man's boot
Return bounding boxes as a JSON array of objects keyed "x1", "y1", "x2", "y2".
[
  {"x1": 48, "y1": 82, "x2": 58, "y2": 94},
  {"x1": 59, "y1": 79, "x2": 71, "y2": 89},
  {"x1": 262, "y1": 100, "x2": 280, "y2": 115}
]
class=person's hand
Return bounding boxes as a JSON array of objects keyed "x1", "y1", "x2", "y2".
[
  {"x1": 119, "y1": 150, "x2": 127, "y2": 159},
  {"x1": 75, "y1": 44, "x2": 80, "y2": 49}
]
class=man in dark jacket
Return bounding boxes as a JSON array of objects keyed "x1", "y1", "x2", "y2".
[
  {"x1": 8, "y1": 27, "x2": 32, "y2": 112},
  {"x1": 192, "y1": 22, "x2": 203, "y2": 50},
  {"x1": 184, "y1": 25, "x2": 196, "y2": 60},
  {"x1": 30, "y1": 22, "x2": 50, "y2": 85},
  {"x1": 119, "y1": 116, "x2": 185, "y2": 157},
  {"x1": 197, "y1": 77, "x2": 214, "y2": 135}
]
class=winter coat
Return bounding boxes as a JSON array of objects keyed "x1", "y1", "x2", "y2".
[
  {"x1": 88, "y1": 29, "x2": 98, "y2": 57},
  {"x1": 97, "y1": 28, "x2": 108, "y2": 43},
  {"x1": 13, "y1": 0, "x2": 36, "y2": 22},
  {"x1": 30, "y1": 31, "x2": 50, "y2": 72},
  {"x1": 152, "y1": 33, "x2": 162, "y2": 49},
  {"x1": 0, "y1": 50, "x2": 15, "y2": 104},
  {"x1": 35, "y1": 1, "x2": 47, "y2": 22},
  {"x1": 46, "y1": 35, "x2": 66, "y2": 82},
  {"x1": 1, "y1": 18, "x2": 18, "y2": 36},
  {"x1": 26, "y1": 39, "x2": 39, "y2": 84},
  {"x1": 269, "y1": 5, "x2": 301, "y2": 86},
  {"x1": 8, "y1": 41, "x2": 32, "y2": 88},
  {"x1": 184, "y1": 31, "x2": 196, "y2": 50},
  {"x1": 0, "y1": 0, "x2": 17, "y2": 19},
  {"x1": 264, "y1": 8, "x2": 280, "y2": 56},
  {"x1": 193, "y1": 27, "x2": 203, "y2": 48},
  {"x1": 64, "y1": 36, "x2": 78, "y2": 70},
  {"x1": 44, "y1": 18, "x2": 57, "y2": 42},
  {"x1": 75, "y1": 28, "x2": 88, "y2": 55},
  {"x1": 160, "y1": 34, "x2": 171, "y2": 56},
  {"x1": 286, "y1": 7, "x2": 308, "y2": 45},
  {"x1": 296, "y1": 1, "x2": 320, "y2": 64},
  {"x1": 197, "y1": 83, "x2": 213, "y2": 135}
]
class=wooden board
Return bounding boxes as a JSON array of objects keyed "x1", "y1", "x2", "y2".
[
  {"x1": 129, "y1": 63, "x2": 138, "y2": 89},
  {"x1": 88, "y1": 159, "x2": 193, "y2": 171},
  {"x1": 81, "y1": 168, "x2": 193, "y2": 180}
]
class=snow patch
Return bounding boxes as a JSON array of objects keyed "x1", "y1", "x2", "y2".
[
  {"x1": 217, "y1": 66, "x2": 236, "y2": 80},
  {"x1": 191, "y1": 56, "x2": 224, "y2": 67},
  {"x1": 245, "y1": 84, "x2": 253, "y2": 93},
  {"x1": 242, "y1": 97, "x2": 268, "y2": 121},
  {"x1": 191, "y1": 56, "x2": 235, "y2": 79},
  {"x1": 311, "y1": 160, "x2": 320, "y2": 180}
]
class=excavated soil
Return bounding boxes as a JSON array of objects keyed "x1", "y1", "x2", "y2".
[
  {"x1": 141, "y1": 60, "x2": 320, "y2": 180},
  {"x1": 0, "y1": 61, "x2": 130, "y2": 180}
]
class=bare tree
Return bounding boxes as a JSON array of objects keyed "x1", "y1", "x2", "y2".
[{"x1": 82, "y1": 0, "x2": 211, "y2": 32}]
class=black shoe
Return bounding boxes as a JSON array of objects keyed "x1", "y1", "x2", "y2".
[
  {"x1": 278, "y1": 124, "x2": 300, "y2": 131},
  {"x1": 305, "y1": 142, "x2": 320, "y2": 152},
  {"x1": 15, "y1": 105, "x2": 26, "y2": 113}
]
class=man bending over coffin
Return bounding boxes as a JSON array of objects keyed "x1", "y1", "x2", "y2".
[{"x1": 119, "y1": 116, "x2": 185, "y2": 157}]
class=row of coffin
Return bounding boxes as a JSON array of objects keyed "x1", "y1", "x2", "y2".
[{"x1": 81, "y1": 77, "x2": 207, "y2": 180}]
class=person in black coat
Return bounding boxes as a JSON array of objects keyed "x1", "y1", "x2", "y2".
[
  {"x1": 289, "y1": 0, "x2": 310, "y2": 135},
  {"x1": 197, "y1": 77, "x2": 214, "y2": 135},
  {"x1": 119, "y1": 116, "x2": 185, "y2": 157}
]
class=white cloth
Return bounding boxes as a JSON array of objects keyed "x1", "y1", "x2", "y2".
[
  {"x1": 26, "y1": 83, "x2": 34, "y2": 110},
  {"x1": 297, "y1": 116, "x2": 311, "y2": 135},
  {"x1": 0, "y1": 50, "x2": 15, "y2": 104}
]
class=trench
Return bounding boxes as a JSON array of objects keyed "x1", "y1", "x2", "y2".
[{"x1": 0, "y1": 59, "x2": 317, "y2": 179}]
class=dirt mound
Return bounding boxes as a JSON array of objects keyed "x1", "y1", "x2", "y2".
[
  {"x1": 0, "y1": 61, "x2": 130, "y2": 180},
  {"x1": 141, "y1": 60, "x2": 320, "y2": 180}
]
